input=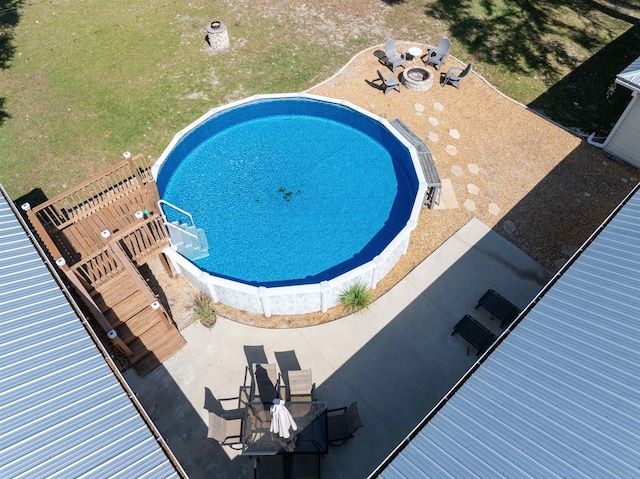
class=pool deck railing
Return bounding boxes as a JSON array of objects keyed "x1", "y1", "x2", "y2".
[{"x1": 24, "y1": 155, "x2": 185, "y2": 375}]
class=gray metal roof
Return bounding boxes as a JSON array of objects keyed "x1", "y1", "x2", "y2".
[
  {"x1": 0, "y1": 187, "x2": 181, "y2": 479},
  {"x1": 376, "y1": 187, "x2": 640, "y2": 478},
  {"x1": 616, "y1": 56, "x2": 640, "y2": 92}
]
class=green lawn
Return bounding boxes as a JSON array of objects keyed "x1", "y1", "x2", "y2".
[{"x1": 1, "y1": 0, "x2": 638, "y2": 199}]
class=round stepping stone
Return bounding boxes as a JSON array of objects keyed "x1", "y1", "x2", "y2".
[
  {"x1": 428, "y1": 132, "x2": 439, "y2": 142},
  {"x1": 554, "y1": 258, "x2": 568, "y2": 270},
  {"x1": 467, "y1": 183, "x2": 479, "y2": 195},
  {"x1": 446, "y1": 145, "x2": 458, "y2": 156},
  {"x1": 463, "y1": 199, "x2": 476, "y2": 212},
  {"x1": 622, "y1": 177, "x2": 628, "y2": 183},
  {"x1": 467, "y1": 163, "x2": 480, "y2": 175},
  {"x1": 503, "y1": 219, "x2": 517, "y2": 234},
  {"x1": 415, "y1": 103, "x2": 425, "y2": 113},
  {"x1": 488, "y1": 203, "x2": 501, "y2": 216},
  {"x1": 433, "y1": 102, "x2": 444, "y2": 112},
  {"x1": 451, "y1": 165, "x2": 463, "y2": 177},
  {"x1": 428, "y1": 116, "x2": 439, "y2": 126},
  {"x1": 561, "y1": 244, "x2": 578, "y2": 257},
  {"x1": 449, "y1": 129, "x2": 460, "y2": 139}
]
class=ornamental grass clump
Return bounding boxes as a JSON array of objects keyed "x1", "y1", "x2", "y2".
[
  {"x1": 191, "y1": 291, "x2": 217, "y2": 328},
  {"x1": 339, "y1": 281, "x2": 372, "y2": 313}
]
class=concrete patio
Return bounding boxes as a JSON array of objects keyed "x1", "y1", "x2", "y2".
[{"x1": 124, "y1": 218, "x2": 552, "y2": 478}]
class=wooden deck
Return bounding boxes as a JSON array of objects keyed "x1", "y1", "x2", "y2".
[{"x1": 26, "y1": 154, "x2": 185, "y2": 375}]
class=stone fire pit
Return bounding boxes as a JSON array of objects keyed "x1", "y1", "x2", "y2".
[{"x1": 402, "y1": 66, "x2": 434, "y2": 92}]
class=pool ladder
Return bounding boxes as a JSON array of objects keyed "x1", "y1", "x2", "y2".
[{"x1": 158, "y1": 200, "x2": 210, "y2": 261}]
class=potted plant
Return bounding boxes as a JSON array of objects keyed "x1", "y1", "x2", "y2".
[{"x1": 191, "y1": 291, "x2": 217, "y2": 328}]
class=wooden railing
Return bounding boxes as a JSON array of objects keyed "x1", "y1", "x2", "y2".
[
  {"x1": 117, "y1": 216, "x2": 170, "y2": 264},
  {"x1": 32, "y1": 154, "x2": 152, "y2": 229},
  {"x1": 69, "y1": 216, "x2": 169, "y2": 289},
  {"x1": 25, "y1": 209, "x2": 133, "y2": 357}
]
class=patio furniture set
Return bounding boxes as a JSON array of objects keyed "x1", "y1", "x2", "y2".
[
  {"x1": 451, "y1": 289, "x2": 522, "y2": 355},
  {"x1": 207, "y1": 363, "x2": 363, "y2": 478},
  {"x1": 372, "y1": 38, "x2": 472, "y2": 94}
]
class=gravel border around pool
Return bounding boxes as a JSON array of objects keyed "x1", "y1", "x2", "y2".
[{"x1": 151, "y1": 43, "x2": 639, "y2": 329}]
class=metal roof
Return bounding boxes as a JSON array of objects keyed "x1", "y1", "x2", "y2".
[
  {"x1": 616, "y1": 56, "x2": 640, "y2": 92},
  {"x1": 0, "y1": 187, "x2": 181, "y2": 479},
  {"x1": 376, "y1": 186, "x2": 640, "y2": 478}
]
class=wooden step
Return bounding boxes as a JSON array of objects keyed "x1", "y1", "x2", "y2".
[
  {"x1": 91, "y1": 274, "x2": 140, "y2": 309},
  {"x1": 127, "y1": 320, "x2": 173, "y2": 363},
  {"x1": 104, "y1": 291, "x2": 151, "y2": 326},
  {"x1": 115, "y1": 307, "x2": 165, "y2": 344},
  {"x1": 133, "y1": 327, "x2": 186, "y2": 376}
]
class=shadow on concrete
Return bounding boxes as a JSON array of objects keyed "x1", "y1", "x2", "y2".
[
  {"x1": 127, "y1": 365, "x2": 254, "y2": 479},
  {"x1": 309, "y1": 223, "x2": 551, "y2": 477},
  {"x1": 123, "y1": 138, "x2": 639, "y2": 478}
]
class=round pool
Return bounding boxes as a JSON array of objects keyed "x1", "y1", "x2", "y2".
[{"x1": 153, "y1": 94, "x2": 426, "y2": 316}]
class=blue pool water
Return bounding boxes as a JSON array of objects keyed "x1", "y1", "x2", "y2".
[{"x1": 157, "y1": 98, "x2": 419, "y2": 287}]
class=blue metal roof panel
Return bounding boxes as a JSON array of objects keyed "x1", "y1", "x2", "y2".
[
  {"x1": 378, "y1": 190, "x2": 640, "y2": 478},
  {"x1": 0, "y1": 190, "x2": 180, "y2": 479}
]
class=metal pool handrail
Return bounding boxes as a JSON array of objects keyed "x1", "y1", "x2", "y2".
[{"x1": 157, "y1": 199, "x2": 199, "y2": 241}]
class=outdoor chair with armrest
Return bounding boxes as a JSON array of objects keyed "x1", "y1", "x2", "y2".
[
  {"x1": 287, "y1": 369, "x2": 316, "y2": 402},
  {"x1": 441, "y1": 63, "x2": 472, "y2": 89},
  {"x1": 382, "y1": 38, "x2": 406, "y2": 73},
  {"x1": 422, "y1": 37, "x2": 451, "y2": 71},
  {"x1": 292, "y1": 454, "x2": 321, "y2": 479},
  {"x1": 248, "y1": 362, "x2": 283, "y2": 404},
  {"x1": 370, "y1": 70, "x2": 400, "y2": 95},
  {"x1": 207, "y1": 411, "x2": 244, "y2": 449},
  {"x1": 327, "y1": 401, "x2": 363, "y2": 446}
]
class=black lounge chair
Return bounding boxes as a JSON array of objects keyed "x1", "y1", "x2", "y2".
[
  {"x1": 451, "y1": 315, "x2": 497, "y2": 355},
  {"x1": 476, "y1": 289, "x2": 521, "y2": 328}
]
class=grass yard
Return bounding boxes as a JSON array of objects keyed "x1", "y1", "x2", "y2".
[{"x1": 0, "y1": 0, "x2": 639, "y2": 199}]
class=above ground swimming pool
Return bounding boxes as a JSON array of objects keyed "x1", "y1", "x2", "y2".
[{"x1": 153, "y1": 94, "x2": 426, "y2": 316}]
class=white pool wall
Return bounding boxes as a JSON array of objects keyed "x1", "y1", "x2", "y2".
[{"x1": 153, "y1": 93, "x2": 427, "y2": 317}]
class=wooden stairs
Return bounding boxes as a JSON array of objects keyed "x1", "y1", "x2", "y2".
[
  {"x1": 25, "y1": 154, "x2": 186, "y2": 375},
  {"x1": 91, "y1": 260, "x2": 185, "y2": 376}
]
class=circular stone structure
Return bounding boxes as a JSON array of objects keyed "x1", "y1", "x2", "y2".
[
  {"x1": 152, "y1": 93, "x2": 427, "y2": 316},
  {"x1": 402, "y1": 66, "x2": 434, "y2": 92}
]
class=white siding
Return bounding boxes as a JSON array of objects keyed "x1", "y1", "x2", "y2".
[{"x1": 605, "y1": 95, "x2": 640, "y2": 168}]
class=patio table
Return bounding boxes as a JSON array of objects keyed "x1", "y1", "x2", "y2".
[{"x1": 242, "y1": 401, "x2": 328, "y2": 456}]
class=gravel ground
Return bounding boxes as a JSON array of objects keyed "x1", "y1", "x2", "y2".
[{"x1": 151, "y1": 43, "x2": 639, "y2": 330}]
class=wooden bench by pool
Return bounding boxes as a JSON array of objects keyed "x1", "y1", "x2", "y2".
[{"x1": 390, "y1": 118, "x2": 442, "y2": 209}]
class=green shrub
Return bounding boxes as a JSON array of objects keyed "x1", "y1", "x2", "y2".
[
  {"x1": 191, "y1": 291, "x2": 217, "y2": 327},
  {"x1": 339, "y1": 281, "x2": 372, "y2": 313}
]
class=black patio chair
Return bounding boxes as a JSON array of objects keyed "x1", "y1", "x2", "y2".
[{"x1": 327, "y1": 401, "x2": 363, "y2": 446}]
